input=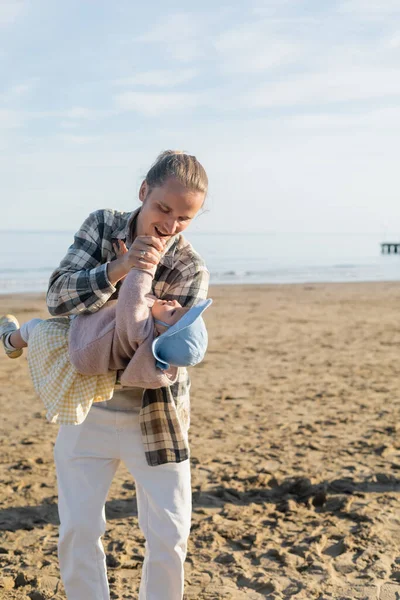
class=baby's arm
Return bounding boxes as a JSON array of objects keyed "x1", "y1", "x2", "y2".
[
  {"x1": 112, "y1": 237, "x2": 161, "y2": 347},
  {"x1": 112, "y1": 267, "x2": 155, "y2": 347}
]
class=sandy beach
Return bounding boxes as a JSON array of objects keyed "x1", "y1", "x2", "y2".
[{"x1": 1, "y1": 282, "x2": 400, "y2": 600}]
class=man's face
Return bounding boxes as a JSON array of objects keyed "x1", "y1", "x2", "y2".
[{"x1": 135, "y1": 177, "x2": 205, "y2": 240}]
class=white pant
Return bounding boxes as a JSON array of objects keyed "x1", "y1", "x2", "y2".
[{"x1": 54, "y1": 406, "x2": 192, "y2": 600}]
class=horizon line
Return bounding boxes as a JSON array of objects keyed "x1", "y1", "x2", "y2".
[{"x1": 2, "y1": 229, "x2": 400, "y2": 237}]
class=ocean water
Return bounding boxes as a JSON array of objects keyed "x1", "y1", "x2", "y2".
[{"x1": 1, "y1": 230, "x2": 400, "y2": 294}]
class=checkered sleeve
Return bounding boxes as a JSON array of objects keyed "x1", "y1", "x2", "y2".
[{"x1": 46, "y1": 211, "x2": 116, "y2": 316}]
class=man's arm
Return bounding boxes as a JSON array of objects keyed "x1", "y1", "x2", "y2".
[{"x1": 47, "y1": 210, "x2": 127, "y2": 316}]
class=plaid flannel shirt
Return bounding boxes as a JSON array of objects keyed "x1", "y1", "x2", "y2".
[{"x1": 47, "y1": 208, "x2": 210, "y2": 466}]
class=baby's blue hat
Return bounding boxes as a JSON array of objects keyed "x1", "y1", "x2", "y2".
[{"x1": 152, "y1": 299, "x2": 212, "y2": 370}]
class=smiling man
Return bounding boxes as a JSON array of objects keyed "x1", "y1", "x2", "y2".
[
  {"x1": 137, "y1": 176, "x2": 201, "y2": 238},
  {"x1": 46, "y1": 150, "x2": 210, "y2": 600}
]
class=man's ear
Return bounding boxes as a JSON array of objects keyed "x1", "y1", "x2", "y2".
[{"x1": 139, "y1": 181, "x2": 148, "y2": 203}]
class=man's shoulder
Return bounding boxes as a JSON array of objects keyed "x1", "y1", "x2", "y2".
[
  {"x1": 82, "y1": 208, "x2": 133, "y2": 239},
  {"x1": 87, "y1": 208, "x2": 132, "y2": 227},
  {"x1": 174, "y1": 235, "x2": 208, "y2": 271}
]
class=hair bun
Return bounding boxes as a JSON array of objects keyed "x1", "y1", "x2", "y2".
[
  {"x1": 156, "y1": 150, "x2": 185, "y2": 160},
  {"x1": 146, "y1": 150, "x2": 208, "y2": 195}
]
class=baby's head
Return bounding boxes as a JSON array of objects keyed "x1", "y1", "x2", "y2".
[
  {"x1": 151, "y1": 298, "x2": 212, "y2": 370},
  {"x1": 151, "y1": 299, "x2": 189, "y2": 333}
]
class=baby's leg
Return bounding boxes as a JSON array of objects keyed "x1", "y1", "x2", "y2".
[
  {"x1": 8, "y1": 329, "x2": 27, "y2": 349},
  {"x1": 0, "y1": 315, "x2": 43, "y2": 358},
  {"x1": 12, "y1": 318, "x2": 43, "y2": 348}
]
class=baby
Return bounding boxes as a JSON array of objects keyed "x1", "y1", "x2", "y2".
[{"x1": 0, "y1": 243, "x2": 211, "y2": 424}]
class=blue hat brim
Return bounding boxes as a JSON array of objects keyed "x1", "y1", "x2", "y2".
[{"x1": 152, "y1": 298, "x2": 212, "y2": 370}]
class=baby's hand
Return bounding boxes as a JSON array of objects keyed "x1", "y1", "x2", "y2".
[
  {"x1": 123, "y1": 235, "x2": 165, "y2": 271},
  {"x1": 113, "y1": 240, "x2": 128, "y2": 257}
]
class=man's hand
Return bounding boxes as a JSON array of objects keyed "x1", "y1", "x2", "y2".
[
  {"x1": 123, "y1": 235, "x2": 166, "y2": 271},
  {"x1": 107, "y1": 236, "x2": 167, "y2": 285},
  {"x1": 112, "y1": 239, "x2": 128, "y2": 257}
]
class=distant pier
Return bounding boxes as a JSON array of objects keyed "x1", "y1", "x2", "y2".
[{"x1": 381, "y1": 243, "x2": 400, "y2": 254}]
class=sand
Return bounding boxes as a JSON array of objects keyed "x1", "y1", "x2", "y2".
[{"x1": 1, "y1": 282, "x2": 400, "y2": 600}]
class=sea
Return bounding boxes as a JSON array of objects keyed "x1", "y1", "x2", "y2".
[{"x1": 1, "y1": 230, "x2": 400, "y2": 294}]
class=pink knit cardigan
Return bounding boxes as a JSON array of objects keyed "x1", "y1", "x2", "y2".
[{"x1": 68, "y1": 268, "x2": 178, "y2": 389}]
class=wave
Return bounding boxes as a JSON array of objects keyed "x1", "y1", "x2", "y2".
[
  {"x1": 0, "y1": 267, "x2": 54, "y2": 275},
  {"x1": 1, "y1": 262, "x2": 400, "y2": 294},
  {"x1": 332, "y1": 263, "x2": 357, "y2": 269}
]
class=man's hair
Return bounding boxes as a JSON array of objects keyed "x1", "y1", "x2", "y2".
[{"x1": 145, "y1": 150, "x2": 208, "y2": 197}]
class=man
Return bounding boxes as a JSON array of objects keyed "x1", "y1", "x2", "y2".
[{"x1": 47, "y1": 151, "x2": 210, "y2": 599}]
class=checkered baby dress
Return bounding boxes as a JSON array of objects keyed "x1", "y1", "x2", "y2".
[{"x1": 28, "y1": 318, "x2": 116, "y2": 425}]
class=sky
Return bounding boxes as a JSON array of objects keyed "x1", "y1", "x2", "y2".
[{"x1": 1, "y1": 0, "x2": 400, "y2": 234}]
